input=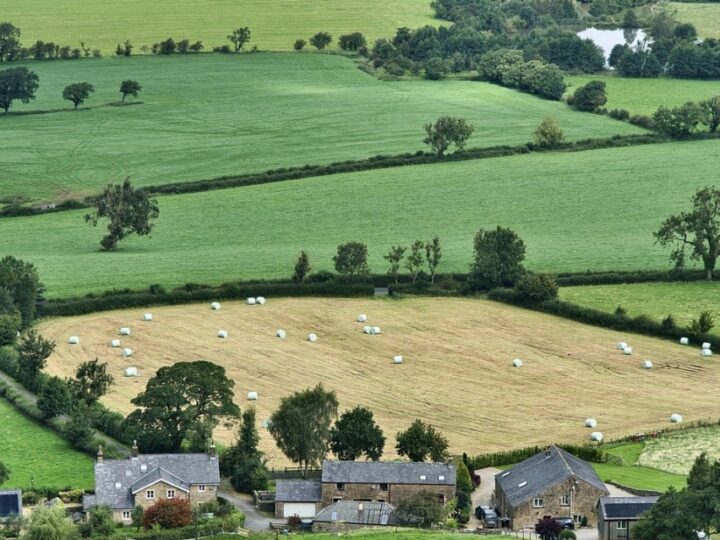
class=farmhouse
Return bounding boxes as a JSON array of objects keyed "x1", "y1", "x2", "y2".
[
  {"x1": 597, "y1": 496, "x2": 659, "y2": 540},
  {"x1": 83, "y1": 442, "x2": 220, "y2": 523},
  {"x1": 312, "y1": 501, "x2": 395, "y2": 531},
  {"x1": 493, "y1": 446, "x2": 609, "y2": 529},
  {"x1": 274, "y1": 479, "x2": 323, "y2": 518}
]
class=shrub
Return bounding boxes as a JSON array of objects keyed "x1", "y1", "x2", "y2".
[
  {"x1": 661, "y1": 314, "x2": 677, "y2": 331},
  {"x1": 609, "y1": 108, "x2": 630, "y2": 121},
  {"x1": 293, "y1": 39, "x2": 306, "y2": 51},
  {"x1": 142, "y1": 498, "x2": 192, "y2": 529},
  {"x1": 559, "y1": 529, "x2": 577, "y2": 540},
  {"x1": 0, "y1": 312, "x2": 21, "y2": 346},
  {"x1": 424, "y1": 57, "x2": 449, "y2": 80},
  {"x1": 690, "y1": 311, "x2": 714, "y2": 334},
  {"x1": 614, "y1": 306, "x2": 627, "y2": 316},
  {"x1": 629, "y1": 114, "x2": 654, "y2": 130},
  {"x1": 339, "y1": 32, "x2": 366, "y2": 51},
  {"x1": 516, "y1": 273, "x2": 559, "y2": 302},
  {"x1": 533, "y1": 117, "x2": 564, "y2": 148},
  {"x1": 287, "y1": 515, "x2": 302, "y2": 528},
  {"x1": 148, "y1": 284, "x2": 166, "y2": 295},
  {"x1": 572, "y1": 80, "x2": 607, "y2": 112},
  {"x1": 213, "y1": 45, "x2": 232, "y2": 54},
  {"x1": 309, "y1": 32, "x2": 332, "y2": 50}
]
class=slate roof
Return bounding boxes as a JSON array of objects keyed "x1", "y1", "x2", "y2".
[
  {"x1": 85, "y1": 454, "x2": 220, "y2": 511},
  {"x1": 322, "y1": 461, "x2": 456, "y2": 485},
  {"x1": 130, "y1": 467, "x2": 190, "y2": 493},
  {"x1": 599, "y1": 496, "x2": 659, "y2": 520},
  {"x1": 0, "y1": 489, "x2": 22, "y2": 519},
  {"x1": 314, "y1": 501, "x2": 395, "y2": 525},
  {"x1": 495, "y1": 446, "x2": 609, "y2": 508},
  {"x1": 275, "y1": 480, "x2": 322, "y2": 502}
]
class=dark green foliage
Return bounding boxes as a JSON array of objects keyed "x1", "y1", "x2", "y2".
[
  {"x1": 423, "y1": 57, "x2": 449, "y2": 80},
  {"x1": 230, "y1": 456, "x2": 268, "y2": 493},
  {"x1": 541, "y1": 35, "x2": 604, "y2": 73},
  {"x1": 0, "y1": 67, "x2": 39, "y2": 113},
  {"x1": 394, "y1": 490, "x2": 445, "y2": 527},
  {"x1": 223, "y1": 408, "x2": 269, "y2": 493},
  {"x1": 330, "y1": 406, "x2": 385, "y2": 461},
  {"x1": 120, "y1": 80, "x2": 141, "y2": 102},
  {"x1": 0, "y1": 460, "x2": 9, "y2": 486},
  {"x1": 661, "y1": 314, "x2": 677, "y2": 331},
  {"x1": 176, "y1": 39, "x2": 189, "y2": 54},
  {"x1": 63, "y1": 408, "x2": 94, "y2": 449},
  {"x1": 339, "y1": 32, "x2": 366, "y2": 51},
  {"x1": 478, "y1": 49, "x2": 567, "y2": 100},
  {"x1": 227, "y1": 27, "x2": 251, "y2": 52},
  {"x1": 533, "y1": 116, "x2": 564, "y2": 148},
  {"x1": 559, "y1": 528, "x2": 576, "y2": 539},
  {"x1": 614, "y1": 305, "x2": 627, "y2": 316},
  {"x1": 608, "y1": 108, "x2": 630, "y2": 121},
  {"x1": 0, "y1": 312, "x2": 21, "y2": 346},
  {"x1": 71, "y1": 358, "x2": 114, "y2": 405},
  {"x1": 455, "y1": 461, "x2": 473, "y2": 495},
  {"x1": 310, "y1": 32, "x2": 332, "y2": 50},
  {"x1": 85, "y1": 177, "x2": 160, "y2": 250},
  {"x1": 633, "y1": 487, "x2": 696, "y2": 540},
  {"x1": 292, "y1": 250, "x2": 311, "y2": 283},
  {"x1": 516, "y1": 273, "x2": 558, "y2": 302},
  {"x1": 571, "y1": 80, "x2": 607, "y2": 112},
  {"x1": 622, "y1": 9, "x2": 638, "y2": 28},
  {"x1": 16, "y1": 329, "x2": 55, "y2": 390},
  {"x1": 673, "y1": 23, "x2": 697, "y2": 41},
  {"x1": 384, "y1": 245, "x2": 407, "y2": 284},
  {"x1": 690, "y1": 311, "x2": 714, "y2": 334},
  {"x1": 0, "y1": 256, "x2": 42, "y2": 327},
  {"x1": 653, "y1": 102, "x2": 708, "y2": 138},
  {"x1": 158, "y1": 38, "x2": 176, "y2": 55},
  {"x1": 37, "y1": 376, "x2": 72, "y2": 419},
  {"x1": 470, "y1": 226, "x2": 526, "y2": 290},
  {"x1": 395, "y1": 419, "x2": 449, "y2": 462},
  {"x1": 86, "y1": 506, "x2": 115, "y2": 538},
  {"x1": 0, "y1": 22, "x2": 22, "y2": 62},
  {"x1": 333, "y1": 241, "x2": 369, "y2": 276},
  {"x1": 406, "y1": 240, "x2": 425, "y2": 284},
  {"x1": 608, "y1": 44, "x2": 629, "y2": 68},
  {"x1": 703, "y1": 96, "x2": 720, "y2": 133},
  {"x1": 425, "y1": 236, "x2": 442, "y2": 283},
  {"x1": 617, "y1": 49, "x2": 662, "y2": 78},
  {"x1": 62, "y1": 82, "x2": 94, "y2": 109},
  {"x1": 468, "y1": 444, "x2": 609, "y2": 470},
  {"x1": 423, "y1": 116, "x2": 474, "y2": 156},
  {"x1": 269, "y1": 384, "x2": 339, "y2": 477},
  {"x1": 293, "y1": 39, "x2": 306, "y2": 51}
]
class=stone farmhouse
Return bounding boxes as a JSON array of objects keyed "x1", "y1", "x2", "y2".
[
  {"x1": 493, "y1": 446, "x2": 609, "y2": 529},
  {"x1": 83, "y1": 443, "x2": 220, "y2": 523},
  {"x1": 597, "y1": 496, "x2": 659, "y2": 540}
]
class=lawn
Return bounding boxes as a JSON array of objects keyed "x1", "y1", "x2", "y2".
[
  {"x1": 566, "y1": 74, "x2": 720, "y2": 116},
  {"x1": 592, "y1": 461, "x2": 686, "y2": 492},
  {"x1": 638, "y1": 425, "x2": 720, "y2": 475},
  {"x1": 0, "y1": 54, "x2": 644, "y2": 203},
  {"x1": 0, "y1": 139, "x2": 718, "y2": 298},
  {"x1": 0, "y1": 397, "x2": 95, "y2": 489},
  {"x1": 560, "y1": 282, "x2": 720, "y2": 328},
  {"x1": 0, "y1": 0, "x2": 439, "y2": 55},
  {"x1": 670, "y1": 2, "x2": 720, "y2": 39}
]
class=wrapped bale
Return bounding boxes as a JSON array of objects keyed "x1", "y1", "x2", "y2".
[
  {"x1": 590, "y1": 432, "x2": 603, "y2": 442},
  {"x1": 308, "y1": 333, "x2": 318, "y2": 343},
  {"x1": 276, "y1": 329, "x2": 287, "y2": 339},
  {"x1": 702, "y1": 349, "x2": 713, "y2": 357},
  {"x1": 393, "y1": 355, "x2": 403, "y2": 364},
  {"x1": 703, "y1": 342, "x2": 711, "y2": 350},
  {"x1": 680, "y1": 337, "x2": 689, "y2": 345},
  {"x1": 357, "y1": 314, "x2": 368, "y2": 323},
  {"x1": 623, "y1": 346, "x2": 632, "y2": 355},
  {"x1": 617, "y1": 342, "x2": 627, "y2": 350},
  {"x1": 585, "y1": 418, "x2": 598, "y2": 428},
  {"x1": 122, "y1": 348, "x2": 133, "y2": 358},
  {"x1": 123, "y1": 366, "x2": 138, "y2": 377},
  {"x1": 641, "y1": 360, "x2": 653, "y2": 369},
  {"x1": 211, "y1": 302, "x2": 221, "y2": 311},
  {"x1": 256, "y1": 296, "x2": 266, "y2": 305},
  {"x1": 363, "y1": 326, "x2": 372, "y2": 334},
  {"x1": 247, "y1": 391, "x2": 258, "y2": 401},
  {"x1": 217, "y1": 330, "x2": 228, "y2": 339},
  {"x1": 120, "y1": 327, "x2": 131, "y2": 336},
  {"x1": 68, "y1": 336, "x2": 80, "y2": 345},
  {"x1": 512, "y1": 359, "x2": 523, "y2": 368},
  {"x1": 670, "y1": 413, "x2": 683, "y2": 423},
  {"x1": 143, "y1": 313, "x2": 153, "y2": 321},
  {"x1": 246, "y1": 297, "x2": 256, "y2": 305},
  {"x1": 372, "y1": 326, "x2": 382, "y2": 335},
  {"x1": 111, "y1": 339, "x2": 121, "y2": 348}
]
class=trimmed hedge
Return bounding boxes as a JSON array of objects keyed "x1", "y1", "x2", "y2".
[
  {"x1": 468, "y1": 444, "x2": 612, "y2": 470},
  {"x1": 554, "y1": 268, "x2": 707, "y2": 287}
]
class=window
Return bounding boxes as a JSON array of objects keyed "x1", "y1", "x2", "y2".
[
  {"x1": 121, "y1": 511, "x2": 131, "y2": 520},
  {"x1": 379, "y1": 483, "x2": 388, "y2": 491},
  {"x1": 146, "y1": 490, "x2": 155, "y2": 500},
  {"x1": 617, "y1": 521, "x2": 627, "y2": 530},
  {"x1": 336, "y1": 483, "x2": 345, "y2": 491},
  {"x1": 533, "y1": 498, "x2": 544, "y2": 508},
  {"x1": 140, "y1": 464, "x2": 147, "y2": 472},
  {"x1": 438, "y1": 475, "x2": 445, "y2": 481},
  {"x1": 332, "y1": 497, "x2": 342, "y2": 503},
  {"x1": 573, "y1": 515, "x2": 582, "y2": 524},
  {"x1": 559, "y1": 495, "x2": 570, "y2": 506},
  {"x1": 437, "y1": 494, "x2": 445, "y2": 505},
  {"x1": 167, "y1": 489, "x2": 176, "y2": 499},
  {"x1": 115, "y1": 482, "x2": 122, "y2": 489},
  {"x1": 198, "y1": 485, "x2": 206, "y2": 492}
]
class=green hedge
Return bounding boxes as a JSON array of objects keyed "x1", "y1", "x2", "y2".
[
  {"x1": 554, "y1": 268, "x2": 707, "y2": 287},
  {"x1": 468, "y1": 444, "x2": 611, "y2": 469}
]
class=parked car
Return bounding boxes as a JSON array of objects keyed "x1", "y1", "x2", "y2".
[
  {"x1": 474, "y1": 506, "x2": 499, "y2": 528},
  {"x1": 555, "y1": 517, "x2": 574, "y2": 530}
]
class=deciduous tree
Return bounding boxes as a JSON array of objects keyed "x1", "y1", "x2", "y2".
[
  {"x1": 425, "y1": 236, "x2": 442, "y2": 283},
  {"x1": 333, "y1": 241, "x2": 369, "y2": 277},
  {"x1": 470, "y1": 226, "x2": 526, "y2": 290},
  {"x1": 62, "y1": 82, "x2": 94, "y2": 109},
  {"x1": 0, "y1": 67, "x2": 39, "y2": 113},
  {"x1": 37, "y1": 376, "x2": 73, "y2": 419},
  {"x1": 396, "y1": 419, "x2": 449, "y2": 462},
  {"x1": 228, "y1": 27, "x2": 251, "y2": 52},
  {"x1": 0, "y1": 22, "x2": 21, "y2": 62},
  {"x1": 533, "y1": 116, "x2": 564, "y2": 148},
  {"x1": 384, "y1": 245, "x2": 406, "y2": 284},
  {"x1": 423, "y1": 116, "x2": 474, "y2": 156},
  {"x1": 330, "y1": 406, "x2": 385, "y2": 461},
  {"x1": 394, "y1": 490, "x2": 445, "y2": 527},
  {"x1": 25, "y1": 502, "x2": 76, "y2": 540},
  {"x1": 292, "y1": 250, "x2": 311, "y2": 282},
  {"x1": 406, "y1": 240, "x2": 425, "y2": 284},
  {"x1": 120, "y1": 80, "x2": 141, "y2": 102},
  {"x1": 339, "y1": 32, "x2": 367, "y2": 51},
  {"x1": 310, "y1": 32, "x2": 332, "y2": 50},
  {"x1": 71, "y1": 358, "x2": 114, "y2": 405},
  {"x1": 16, "y1": 329, "x2": 55, "y2": 389},
  {"x1": 570, "y1": 80, "x2": 607, "y2": 112},
  {"x1": 142, "y1": 498, "x2": 191, "y2": 529},
  {"x1": 0, "y1": 255, "x2": 42, "y2": 327}
]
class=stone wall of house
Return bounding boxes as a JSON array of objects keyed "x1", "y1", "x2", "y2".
[
  {"x1": 321, "y1": 482, "x2": 455, "y2": 508},
  {"x1": 133, "y1": 480, "x2": 190, "y2": 510},
  {"x1": 189, "y1": 484, "x2": 217, "y2": 506},
  {"x1": 112, "y1": 510, "x2": 133, "y2": 524}
]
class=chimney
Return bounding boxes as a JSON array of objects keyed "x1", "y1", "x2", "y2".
[
  {"x1": 544, "y1": 446, "x2": 550, "y2": 456},
  {"x1": 132, "y1": 440, "x2": 139, "y2": 458},
  {"x1": 208, "y1": 440, "x2": 216, "y2": 459},
  {"x1": 97, "y1": 445, "x2": 104, "y2": 464}
]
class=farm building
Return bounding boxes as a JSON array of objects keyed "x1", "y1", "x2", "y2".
[
  {"x1": 274, "y1": 479, "x2": 323, "y2": 518},
  {"x1": 312, "y1": 501, "x2": 395, "y2": 531},
  {"x1": 83, "y1": 442, "x2": 219, "y2": 523},
  {"x1": 493, "y1": 446, "x2": 609, "y2": 529},
  {"x1": 0, "y1": 489, "x2": 22, "y2": 521},
  {"x1": 597, "y1": 496, "x2": 659, "y2": 540}
]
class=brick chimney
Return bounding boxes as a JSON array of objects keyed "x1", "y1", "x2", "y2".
[
  {"x1": 97, "y1": 445, "x2": 104, "y2": 464},
  {"x1": 132, "y1": 440, "x2": 139, "y2": 458},
  {"x1": 208, "y1": 440, "x2": 216, "y2": 459}
]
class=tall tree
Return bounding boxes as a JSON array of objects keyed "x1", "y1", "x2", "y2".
[
  {"x1": 330, "y1": 406, "x2": 385, "y2": 461},
  {"x1": 655, "y1": 186, "x2": 720, "y2": 280},
  {"x1": 0, "y1": 256, "x2": 42, "y2": 327},
  {"x1": 268, "y1": 384, "x2": 339, "y2": 477},
  {"x1": 333, "y1": 241, "x2": 369, "y2": 277},
  {"x1": 119, "y1": 80, "x2": 141, "y2": 102},
  {"x1": 16, "y1": 330, "x2": 55, "y2": 389},
  {"x1": 310, "y1": 32, "x2": 332, "y2": 50},
  {"x1": 423, "y1": 116, "x2": 474, "y2": 156},
  {"x1": 384, "y1": 245, "x2": 406, "y2": 284},
  {"x1": 123, "y1": 361, "x2": 240, "y2": 452},
  {"x1": 0, "y1": 67, "x2": 39, "y2": 113},
  {"x1": 85, "y1": 177, "x2": 160, "y2": 250},
  {"x1": 704, "y1": 96, "x2": 720, "y2": 133},
  {"x1": 338, "y1": 32, "x2": 367, "y2": 51},
  {"x1": 221, "y1": 407, "x2": 269, "y2": 493},
  {"x1": 62, "y1": 82, "x2": 94, "y2": 109},
  {"x1": 425, "y1": 236, "x2": 442, "y2": 284},
  {"x1": 37, "y1": 376, "x2": 73, "y2": 419},
  {"x1": 71, "y1": 358, "x2": 114, "y2": 405},
  {"x1": 406, "y1": 240, "x2": 425, "y2": 284},
  {"x1": 0, "y1": 22, "x2": 21, "y2": 62},
  {"x1": 469, "y1": 226, "x2": 526, "y2": 290},
  {"x1": 395, "y1": 419, "x2": 449, "y2": 462},
  {"x1": 292, "y1": 250, "x2": 311, "y2": 282},
  {"x1": 227, "y1": 27, "x2": 251, "y2": 52}
]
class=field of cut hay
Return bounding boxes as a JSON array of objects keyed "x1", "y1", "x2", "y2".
[
  {"x1": 637, "y1": 425, "x2": 720, "y2": 475},
  {"x1": 39, "y1": 297, "x2": 720, "y2": 467}
]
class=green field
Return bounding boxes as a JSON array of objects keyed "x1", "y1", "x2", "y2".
[
  {"x1": 236, "y1": 533, "x2": 504, "y2": 540},
  {"x1": 0, "y1": 54, "x2": 644, "y2": 203},
  {"x1": 566, "y1": 74, "x2": 720, "y2": 116},
  {"x1": 0, "y1": 398, "x2": 94, "y2": 489},
  {"x1": 638, "y1": 425, "x2": 720, "y2": 475},
  {"x1": 0, "y1": 0, "x2": 439, "y2": 54},
  {"x1": 0, "y1": 139, "x2": 718, "y2": 298},
  {"x1": 560, "y1": 282, "x2": 720, "y2": 328},
  {"x1": 670, "y1": 2, "x2": 720, "y2": 39}
]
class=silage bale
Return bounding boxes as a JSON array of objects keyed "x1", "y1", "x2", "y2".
[
  {"x1": 363, "y1": 326, "x2": 372, "y2": 334},
  {"x1": 211, "y1": 302, "x2": 221, "y2": 311},
  {"x1": 641, "y1": 360, "x2": 653, "y2": 369},
  {"x1": 670, "y1": 413, "x2": 683, "y2": 423},
  {"x1": 702, "y1": 349, "x2": 713, "y2": 357},
  {"x1": 680, "y1": 337, "x2": 689, "y2": 345},
  {"x1": 68, "y1": 336, "x2": 80, "y2": 345},
  {"x1": 393, "y1": 355, "x2": 403, "y2": 364},
  {"x1": 123, "y1": 366, "x2": 138, "y2": 377},
  {"x1": 111, "y1": 339, "x2": 121, "y2": 348},
  {"x1": 120, "y1": 327, "x2": 131, "y2": 336},
  {"x1": 122, "y1": 348, "x2": 133, "y2": 358},
  {"x1": 217, "y1": 330, "x2": 228, "y2": 339},
  {"x1": 623, "y1": 346, "x2": 632, "y2": 355},
  {"x1": 276, "y1": 329, "x2": 287, "y2": 339},
  {"x1": 617, "y1": 342, "x2": 627, "y2": 350},
  {"x1": 585, "y1": 418, "x2": 598, "y2": 428},
  {"x1": 247, "y1": 391, "x2": 258, "y2": 401},
  {"x1": 308, "y1": 333, "x2": 318, "y2": 343},
  {"x1": 372, "y1": 326, "x2": 382, "y2": 335},
  {"x1": 256, "y1": 296, "x2": 266, "y2": 305},
  {"x1": 358, "y1": 314, "x2": 368, "y2": 323},
  {"x1": 246, "y1": 297, "x2": 256, "y2": 305},
  {"x1": 143, "y1": 313, "x2": 153, "y2": 321},
  {"x1": 590, "y1": 432, "x2": 603, "y2": 442},
  {"x1": 703, "y1": 342, "x2": 711, "y2": 350},
  {"x1": 512, "y1": 359, "x2": 523, "y2": 368}
]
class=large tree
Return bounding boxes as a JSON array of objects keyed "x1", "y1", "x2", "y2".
[
  {"x1": 221, "y1": 407, "x2": 268, "y2": 493},
  {"x1": 384, "y1": 245, "x2": 406, "y2": 284},
  {"x1": 123, "y1": 360, "x2": 240, "y2": 452},
  {"x1": 62, "y1": 82, "x2": 94, "y2": 109},
  {"x1": 395, "y1": 419, "x2": 449, "y2": 462},
  {"x1": 85, "y1": 177, "x2": 160, "y2": 250},
  {"x1": 333, "y1": 241, "x2": 369, "y2": 277},
  {"x1": 119, "y1": 80, "x2": 142, "y2": 102},
  {"x1": 16, "y1": 329, "x2": 55, "y2": 390},
  {"x1": 425, "y1": 236, "x2": 442, "y2": 284},
  {"x1": 0, "y1": 67, "x2": 39, "y2": 113},
  {"x1": 0, "y1": 22, "x2": 21, "y2": 62},
  {"x1": 406, "y1": 240, "x2": 425, "y2": 284},
  {"x1": 25, "y1": 502, "x2": 77, "y2": 540},
  {"x1": 655, "y1": 186, "x2": 720, "y2": 280},
  {"x1": 71, "y1": 358, "x2": 114, "y2": 405},
  {"x1": 0, "y1": 256, "x2": 42, "y2": 327},
  {"x1": 268, "y1": 384, "x2": 338, "y2": 477},
  {"x1": 330, "y1": 406, "x2": 385, "y2": 461},
  {"x1": 423, "y1": 116, "x2": 474, "y2": 156},
  {"x1": 571, "y1": 80, "x2": 607, "y2": 112},
  {"x1": 469, "y1": 226, "x2": 526, "y2": 290},
  {"x1": 227, "y1": 27, "x2": 251, "y2": 51},
  {"x1": 37, "y1": 376, "x2": 73, "y2": 419},
  {"x1": 310, "y1": 32, "x2": 332, "y2": 50}
]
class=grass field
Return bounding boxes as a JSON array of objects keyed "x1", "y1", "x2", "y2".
[
  {"x1": 592, "y1": 443, "x2": 686, "y2": 491},
  {"x1": 638, "y1": 425, "x2": 720, "y2": 475},
  {"x1": 0, "y1": 54, "x2": 644, "y2": 203},
  {"x1": 0, "y1": 0, "x2": 439, "y2": 55},
  {"x1": 0, "y1": 398, "x2": 94, "y2": 489},
  {"x1": 1, "y1": 139, "x2": 718, "y2": 298},
  {"x1": 39, "y1": 297, "x2": 720, "y2": 468},
  {"x1": 566, "y1": 74, "x2": 720, "y2": 116},
  {"x1": 670, "y1": 2, "x2": 720, "y2": 39},
  {"x1": 240, "y1": 532, "x2": 504, "y2": 540},
  {"x1": 560, "y1": 282, "x2": 720, "y2": 328}
]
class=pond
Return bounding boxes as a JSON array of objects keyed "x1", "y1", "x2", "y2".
[{"x1": 577, "y1": 27, "x2": 648, "y2": 64}]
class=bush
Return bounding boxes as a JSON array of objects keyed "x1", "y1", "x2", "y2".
[
  {"x1": 142, "y1": 498, "x2": 192, "y2": 529},
  {"x1": 533, "y1": 117, "x2": 564, "y2": 148},
  {"x1": 629, "y1": 114, "x2": 654, "y2": 130},
  {"x1": 690, "y1": 311, "x2": 714, "y2": 333},
  {"x1": 609, "y1": 108, "x2": 630, "y2": 121},
  {"x1": 293, "y1": 39, "x2": 306, "y2": 51},
  {"x1": 559, "y1": 529, "x2": 577, "y2": 540},
  {"x1": 572, "y1": 80, "x2": 607, "y2": 112},
  {"x1": 0, "y1": 312, "x2": 21, "y2": 347},
  {"x1": 516, "y1": 273, "x2": 559, "y2": 302},
  {"x1": 661, "y1": 314, "x2": 677, "y2": 331},
  {"x1": 424, "y1": 57, "x2": 449, "y2": 80}
]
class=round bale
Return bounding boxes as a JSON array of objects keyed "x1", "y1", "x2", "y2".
[
  {"x1": 120, "y1": 327, "x2": 131, "y2": 336},
  {"x1": 680, "y1": 337, "x2": 689, "y2": 345},
  {"x1": 246, "y1": 297, "x2": 256, "y2": 305},
  {"x1": 702, "y1": 349, "x2": 713, "y2": 357},
  {"x1": 670, "y1": 413, "x2": 683, "y2": 423},
  {"x1": 623, "y1": 346, "x2": 632, "y2": 355},
  {"x1": 393, "y1": 355, "x2": 403, "y2": 364},
  {"x1": 641, "y1": 360, "x2": 653, "y2": 369},
  {"x1": 143, "y1": 313, "x2": 153, "y2": 321},
  {"x1": 276, "y1": 329, "x2": 287, "y2": 339},
  {"x1": 123, "y1": 366, "x2": 138, "y2": 377},
  {"x1": 617, "y1": 342, "x2": 627, "y2": 350},
  {"x1": 358, "y1": 314, "x2": 368, "y2": 323},
  {"x1": 363, "y1": 326, "x2": 372, "y2": 334},
  {"x1": 585, "y1": 418, "x2": 598, "y2": 428},
  {"x1": 703, "y1": 342, "x2": 711, "y2": 350},
  {"x1": 211, "y1": 302, "x2": 221, "y2": 311},
  {"x1": 590, "y1": 432, "x2": 603, "y2": 442},
  {"x1": 256, "y1": 296, "x2": 266, "y2": 305},
  {"x1": 308, "y1": 333, "x2": 318, "y2": 343},
  {"x1": 217, "y1": 330, "x2": 228, "y2": 339},
  {"x1": 68, "y1": 336, "x2": 80, "y2": 345},
  {"x1": 372, "y1": 326, "x2": 382, "y2": 335},
  {"x1": 247, "y1": 391, "x2": 258, "y2": 401},
  {"x1": 111, "y1": 339, "x2": 121, "y2": 348},
  {"x1": 122, "y1": 348, "x2": 133, "y2": 358},
  {"x1": 512, "y1": 359, "x2": 523, "y2": 368}
]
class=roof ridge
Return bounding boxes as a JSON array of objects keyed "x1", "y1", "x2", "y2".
[{"x1": 553, "y1": 446, "x2": 574, "y2": 476}]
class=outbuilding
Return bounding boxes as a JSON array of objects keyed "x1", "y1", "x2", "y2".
[
  {"x1": 597, "y1": 496, "x2": 659, "y2": 540},
  {"x1": 274, "y1": 480, "x2": 322, "y2": 519}
]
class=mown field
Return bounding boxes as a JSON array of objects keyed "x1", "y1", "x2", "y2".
[
  {"x1": 40, "y1": 297, "x2": 720, "y2": 468},
  {"x1": 0, "y1": 54, "x2": 645, "y2": 203},
  {"x1": 670, "y1": 2, "x2": 720, "y2": 39},
  {"x1": 638, "y1": 425, "x2": 720, "y2": 475},
  {"x1": 594, "y1": 443, "x2": 686, "y2": 491},
  {"x1": 560, "y1": 282, "x2": 720, "y2": 329},
  {"x1": 1, "y1": 139, "x2": 718, "y2": 298},
  {"x1": 566, "y1": 74, "x2": 720, "y2": 116},
  {"x1": 0, "y1": 397, "x2": 94, "y2": 489},
  {"x1": 0, "y1": 0, "x2": 439, "y2": 54}
]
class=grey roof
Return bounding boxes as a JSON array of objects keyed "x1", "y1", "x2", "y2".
[
  {"x1": 599, "y1": 496, "x2": 659, "y2": 520},
  {"x1": 314, "y1": 501, "x2": 395, "y2": 525},
  {"x1": 0, "y1": 489, "x2": 22, "y2": 519},
  {"x1": 322, "y1": 461, "x2": 456, "y2": 485},
  {"x1": 86, "y1": 453, "x2": 220, "y2": 511},
  {"x1": 130, "y1": 467, "x2": 190, "y2": 493},
  {"x1": 495, "y1": 446, "x2": 608, "y2": 508},
  {"x1": 275, "y1": 480, "x2": 322, "y2": 502}
]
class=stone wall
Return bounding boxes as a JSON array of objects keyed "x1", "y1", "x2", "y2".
[
  {"x1": 133, "y1": 480, "x2": 190, "y2": 510},
  {"x1": 321, "y1": 482, "x2": 455, "y2": 508}
]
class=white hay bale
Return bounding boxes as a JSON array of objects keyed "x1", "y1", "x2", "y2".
[
  {"x1": 256, "y1": 296, "x2": 266, "y2": 305},
  {"x1": 68, "y1": 336, "x2": 80, "y2": 345},
  {"x1": 217, "y1": 330, "x2": 228, "y2": 339},
  {"x1": 246, "y1": 297, "x2": 256, "y2": 305},
  {"x1": 616, "y1": 341, "x2": 627, "y2": 350},
  {"x1": 585, "y1": 418, "x2": 598, "y2": 428},
  {"x1": 211, "y1": 302, "x2": 221, "y2": 311},
  {"x1": 393, "y1": 355, "x2": 403, "y2": 364},
  {"x1": 670, "y1": 413, "x2": 683, "y2": 423},
  {"x1": 122, "y1": 348, "x2": 133, "y2": 358},
  {"x1": 680, "y1": 337, "x2": 689, "y2": 345},
  {"x1": 512, "y1": 358, "x2": 523, "y2": 368},
  {"x1": 363, "y1": 326, "x2": 372, "y2": 334},
  {"x1": 123, "y1": 366, "x2": 138, "y2": 377},
  {"x1": 702, "y1": 342, "x2": 711, "y2": 350},
  {"x1": 111, "y1": 339, "x2": 121, "y2": 348},
  {"x1": 247, "y1": 391, "x2": 258, "y2": 401},
  {"x1": 590, "y1": 432, "x2": 603, "y2": 442},
  {"x1": 623, "y1": 346, "x2": 632, "y2": 355},
  {"x1": 308, "y1": 333, "x2": 318, "y2": 343},
  {"x1": 372, "y1": 326, "x2": 382, "y2": 335},
  {"x1": 276, "y1": 329, "x2": 287, "y2": 339},
  {"x1": 641, "y1": 360, "x2": 653, "y2": 369},
  {"x1": 702, "y1": 349, "x2": 713, "y2": 357},
  {"x1": 143, "y1": 313, "x2": 153, "y2": 321},
  {"x1": 357, "y1": 314, "x2": 368, "y2": 323},
  {"x1": 120, "y1": 327, "x2": 131, "y2": 336}
]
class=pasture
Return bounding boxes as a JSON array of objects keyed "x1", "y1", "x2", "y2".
[
  {"x1": 669, "y1": 2, "x2": 720, "y2": 39},
  {"x1": 638, "y1": 425, "x2": 720, "y2": 475},
  {"x1": 0, "y1": 54, "x2": 644, "y2": 202},
  {"x1": 0, "y1": 397, "x2": 95, "y2": 489},
  {"x1": 565, "y1": 74, "x2": 720, "y2": 116},
  {"x1": 1, "y1": 139, "x2": 718, "y2": 298},
  {"x1": 560, "y1": 282, "x2": 720, "y2": 329},
  {"x1": 39, "y1": 297, "x2": 720, "y2": 468},
  {"x1": 593, "y1": 443, "x2": 686, "y2": 491},
  {"x1": 0, "y1": 0, "x2": 439, "y2": 54}
]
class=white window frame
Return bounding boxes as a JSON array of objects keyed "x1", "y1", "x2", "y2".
[
  {"x1": 167, "y1": 489, "x2": 176, "y2": 499},
  {"x1": 121, "y1": 511, "x2": 131, "y2": 520},
  {"x1": 533, "y1": 498, "x2": 544, "y2": 508},
  {"x1": 198, "y1": 485, "x2": 206, "y2": 492},
  {"x1": 146, "y1": 490, "x2": 155, "y2": 500},
  {"x1": 559, "y1": 495, "x2": 570, "y2": 506},
  {"x1": 617, "y1": 521, "x2": 628, "y2": 530}
]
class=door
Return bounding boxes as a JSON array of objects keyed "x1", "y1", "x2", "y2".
[{"x1": 283, "y1": 503, "x2": 316, "y2": 518}]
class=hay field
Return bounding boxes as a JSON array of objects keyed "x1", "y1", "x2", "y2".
[
  {"x1": 670, "y1": 2, "x2": 720, "y2": 39},
  {"x1": 638, "y1": 426, "x2": 720, "y2": 475},
  {"x1": 40, "y1": 297, "x2": 720, "y2": 467}
]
